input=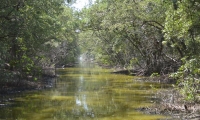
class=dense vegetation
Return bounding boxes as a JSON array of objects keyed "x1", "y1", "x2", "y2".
[
  {"x1": 1, "y1": 0, "x2": 200, "y2": 101},
  {"x1": 0, "y1": 0, "x2": 80, "y2": 82},
  {"x1": 78, "y1": 0, "x2": 200, "y2": 101}
]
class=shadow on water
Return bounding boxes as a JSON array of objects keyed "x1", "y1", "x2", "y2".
[{"x1": 0, "y1": 63, "x2": 170, "y2": 120}]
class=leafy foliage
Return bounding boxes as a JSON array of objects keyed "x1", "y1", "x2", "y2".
[
  {"x1": 171, "y1": 56, "x2": 200, "y2": 101},
  {"x1": 77, "y1": 0, "x2": 200, "y2": 101},
  {"x1": 1, "y1": 0, "x2": 200, "y2": 101},
  {"x1": 0, "y1": 0, "x2": 80, "y2": 83},
  {"x1": 79, "y1": 0, "x2": 177, "y2": 75}
]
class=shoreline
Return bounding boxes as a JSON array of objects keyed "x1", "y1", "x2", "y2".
[
  {"x1": 136, "y1": 76, "x2": 200, "y2": 120},
  {"x1": 137, "y1": 89, "x2": 200, "y2": 120},
  {"x1": 1, "y1": 68, "x2": 200, "y2": 119},
  {"x1": 112, "y1": 69, "x2": 200, "y2": 119},
  {"x1": 0, "y1": 75, "x2": 57, "y2": 95}
]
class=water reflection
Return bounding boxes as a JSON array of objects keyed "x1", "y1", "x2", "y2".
[{"x1": 0, "y1": 65, "x2": 168, "y2": 120}]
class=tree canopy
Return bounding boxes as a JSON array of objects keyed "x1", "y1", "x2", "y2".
[
  {"x1": 1, "y1": 0, "x2": 200, "y2": 101},
  {"x1": 78, "y1": 0, "x2": 200, "y2": 101},
  {"x1": 0, "y1": 0, "x2": 80, "y2": 82}
]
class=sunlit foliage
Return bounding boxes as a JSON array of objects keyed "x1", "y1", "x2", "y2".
[{"x1": 78, "y1": 0, "x2": 200, "y2": 101}]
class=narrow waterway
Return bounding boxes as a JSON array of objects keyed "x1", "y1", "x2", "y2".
[{"x1": 0, "y1": 64, "x2": 169, "y2": 120}]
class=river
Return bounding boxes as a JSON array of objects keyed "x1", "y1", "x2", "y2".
[{"x1": 0, "y1": 64, "x2": 169, "y2": 120}]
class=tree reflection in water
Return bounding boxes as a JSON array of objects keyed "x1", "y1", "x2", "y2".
[{"x1": 0, "y1": 65, "x2": 168, "y2": 120}]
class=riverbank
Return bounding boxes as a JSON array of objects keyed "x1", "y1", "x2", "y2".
[
  {"x1": 0, "y1": 75, "x2": 57, "y2": 95},
  {"x1": 1, "y1": 67, "x2": 200, "y2": 119},
  {"x1": 112, "y1": 68, "x2": 200, "y2": 119},
  {"x1": 136, "y1": 76, "x2": 200, "y2": 120},
  {"x1": 137, "y1": 89, "x2": 200, "y2": 120}
]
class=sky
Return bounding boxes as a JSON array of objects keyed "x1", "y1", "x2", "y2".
[{"x1": 71, "y1": 0, "x2": 90, "y2": 10}]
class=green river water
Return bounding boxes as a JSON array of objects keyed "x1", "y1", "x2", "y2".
[{"x1": 0, "y1": 64, "x2": 170, "y2": 120}]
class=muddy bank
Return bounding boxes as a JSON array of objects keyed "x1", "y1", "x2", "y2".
[
  {"x1": 112, "y1": 68, "x2": 176, "y2": 83},
  {"x1": 137, "y1": 89, "x2": 200, "y2": 120},
  {"x1": 135, "y1": 75, "x2": 176, "y2": 84},
  {"x1": 136, "y1": 76, "x2": 200, "y2": 119}
]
